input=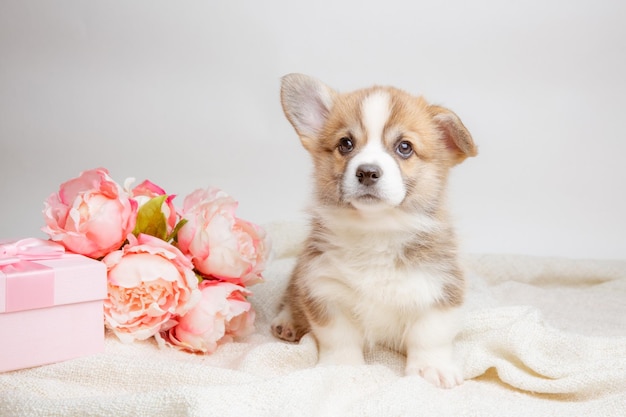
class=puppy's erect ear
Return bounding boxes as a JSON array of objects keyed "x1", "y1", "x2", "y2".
[
  {"x1": 280, "y1": 73, "x2": 336, "y2": 149},
  {"x1": 429, "y1": 105, "x2": 478, "y2": 165}
]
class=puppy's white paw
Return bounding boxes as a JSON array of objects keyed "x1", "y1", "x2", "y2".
[
  {"x1": 407, "y1": 363, "x2": 464, "y2": 389},
  {"x1": 405, "y1": 307, "x2": 463, "y2": 388},
  {"x1": 271, "y1": 309, "x2": 299, "y2": 342}
]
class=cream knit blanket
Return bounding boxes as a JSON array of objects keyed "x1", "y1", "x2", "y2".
[{"x1": 1, "y1": 222, "x2": 625, "y2": 416}]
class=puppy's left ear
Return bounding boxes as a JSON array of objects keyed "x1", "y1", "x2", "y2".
[
  {"x1": 429, "y1": 105, "x2": 478, "y2": 165},
  {"x1": 280, "y1": 73, "x2": 336, "y2": 151}
]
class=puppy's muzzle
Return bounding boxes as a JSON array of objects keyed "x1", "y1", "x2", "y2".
[{"x1": 356, "y1": 164, "x2": 383, "y2": 186}]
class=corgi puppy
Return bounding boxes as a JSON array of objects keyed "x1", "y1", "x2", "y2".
[{"x1": 271, "y1": 73, "x2": 477, "y2": 388}]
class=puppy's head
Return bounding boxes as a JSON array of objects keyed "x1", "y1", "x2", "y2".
[{"x1": 280, "y1": 73, "x2": 477, "y2": 218}]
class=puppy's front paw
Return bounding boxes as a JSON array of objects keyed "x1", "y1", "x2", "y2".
[
  {"x1": 407, "y1": 364, "x2": 464, "y2": 389},
  {"x1": 271, "y1": 309, "x2": 300, "y2": 342},
  {"x1": 405, "y1": 307, "x2": 463, "y2": 388},
  {"x1": 405, "y1": 345, "x2": 463, "y2": 388}
]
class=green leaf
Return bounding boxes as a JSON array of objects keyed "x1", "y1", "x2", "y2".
[
  {"x1": 133, "y1": 195, "x2": 168, "y2": 240},
  {"x1": 168, "y1": 218, "x2": 188, "y2": 243}
]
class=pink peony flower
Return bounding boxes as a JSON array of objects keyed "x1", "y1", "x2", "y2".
[
  {"x1": 42, "y1": 168, "x2": 137, "y2": 259},
  {"x1": 176, "y1": 188, "x2": 269, "y2": 286},
  {"x1": 158, "y1": 280, "x2": 255, "y2": 354},
  {"x1": 126, "y1": 178, "x2": 178, "y2": 235},
  {"x1": 102, "y1": 233, "x2": 201, "y2": 343}
]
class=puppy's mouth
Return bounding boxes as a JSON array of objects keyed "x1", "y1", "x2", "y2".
[
  {"x1": 345, "y1": 190, "x2": 390, "y2": 209},
  {"x1": 354, "y1": 193, "x2": 381, "y2": 203}
]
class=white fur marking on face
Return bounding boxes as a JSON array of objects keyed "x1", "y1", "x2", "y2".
[
  {"x1": 341, "y1": 91, "x2": 407, "y2": 208},
  {"x1": 362, "y1": 91, "x2": 391, "y2": 141}
]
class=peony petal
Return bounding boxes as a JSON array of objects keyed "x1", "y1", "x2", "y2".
[{"x1": 107, "y1": 253, "x2": 182, "y2": 288}]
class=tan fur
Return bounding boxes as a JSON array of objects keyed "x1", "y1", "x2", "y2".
[{"x1": 273, "y1": 74, "x2": 477, "y2": 388}]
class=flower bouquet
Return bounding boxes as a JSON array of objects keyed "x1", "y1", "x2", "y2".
[{"x1": 41, "y1": 168, "x2": 270, "y2": 354}]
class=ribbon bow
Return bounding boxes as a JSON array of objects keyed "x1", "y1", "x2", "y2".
[{"x1": 0, "y1": 238, "x2": 65, "y2": 266}]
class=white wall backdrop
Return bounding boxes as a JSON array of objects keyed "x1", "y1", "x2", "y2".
[{"x1": 1, "y1": 0, "x2": 625, "y2": 259}]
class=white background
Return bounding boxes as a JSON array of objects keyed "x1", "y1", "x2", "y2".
[{"x1": 1, "y1": 0, "x2": 624, "y2": 259}]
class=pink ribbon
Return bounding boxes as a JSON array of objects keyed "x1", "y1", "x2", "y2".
[{"x1": 0, "y1": 238, "x2": 65, "y2": 266}]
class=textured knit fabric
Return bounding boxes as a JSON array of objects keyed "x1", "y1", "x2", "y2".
[{"x1": 1, "y1": 222, "x2": 625, "y2": 416}]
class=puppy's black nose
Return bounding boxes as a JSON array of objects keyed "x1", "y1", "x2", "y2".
[{"x1": 356, "y1": 164, "x2": 382, "y2": 186}]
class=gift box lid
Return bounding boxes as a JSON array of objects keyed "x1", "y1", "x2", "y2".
[{"x1": 0, "y1": 239, "x2": 107, "y2": 314}]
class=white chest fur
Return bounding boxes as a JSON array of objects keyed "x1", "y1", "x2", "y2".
[{"x1": 304, "y1": 226, "x2": 448, "y2": 346}]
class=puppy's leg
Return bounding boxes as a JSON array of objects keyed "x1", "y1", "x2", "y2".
[
  {"x1": 271, "y1": 304, "x2": 299, "y2": 342},
  {"x1": 405, "y1": 307, "x2": 463, "y2": 388},
  {"x1": 313, "y1": 311, "x2": 365, "y2": 366},
  {"x1": 271, "y1": 271, "x2": 311, "y2": 342},
  {"x1": 271, "y1": 299, "x2": 311, "y2": 342}
]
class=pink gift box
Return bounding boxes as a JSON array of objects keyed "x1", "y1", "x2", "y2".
[{"x1": 0, "y1": 239, "x2": 107, "y2": 372}]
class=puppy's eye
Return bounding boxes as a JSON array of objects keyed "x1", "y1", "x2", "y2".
[
  {"x1": 395, "y1": 141, "x2": 414, "y2": 158},
  {"x1": 337, "y1": 137, "x2": 354, "y2": 155}
]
